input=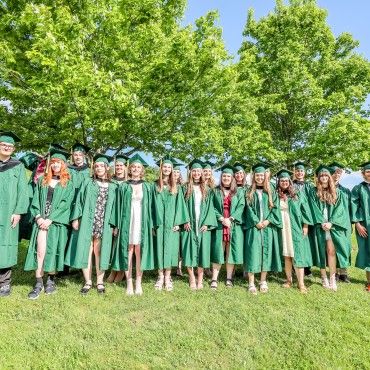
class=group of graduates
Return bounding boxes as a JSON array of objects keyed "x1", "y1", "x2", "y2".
[{"x1": 0, "y1": 130, "x2": 369, "y2": 299}]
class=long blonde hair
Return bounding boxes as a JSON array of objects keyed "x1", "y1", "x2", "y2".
[
  {"x1": 156, "y1": 165, "x2": 177, "y2": 194},
  {"x1": 247, "y1": 173, "x2": 274, "y2": 209},
  {"x1": 316, "y1": 173, "x2": 337, "y2": 204},
  {"x1": 185, "y1": 171, "x2": 207, "y2": 200},
  {"x1": 128, "y1": 163, "x2": 145, "y2": 180}
]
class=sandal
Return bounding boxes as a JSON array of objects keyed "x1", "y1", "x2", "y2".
[
  {"x1": 96, "y1": 283, "x2": 105, "y2": 294},
  {"x1": 126, "y1": 278, "x2": 134, "y2": 296},
  {"x1": 154, "y1": 278, "x2": 164, "y2": 291},
  {"x1": 113, "y1": 271, "x2": 125, "y2": 283},
  {"x1": 248, "y1": 284, "x2": 257, "y2": 295},
  {"x1": 282, "y1": 280, "x2": 292, "y2": 288},
  {"x1": 165, "y1": 279, "x2": 173, "y2": 292},
  {"x1": 197, "y1": 281, "x2": 204, "y2": 290},
  {"x1": 80, "y1": 283, "x2": 92, "y2": 295},
  {"x1": 210, "y1": 280, "x2": 218, "y2": 290},
  {"x1": 321, "y1": 277, "x2": 330, "y2": 289},
  {"x1": 189, "y1": 278, "x2": 197, "y2": 290},
  {"x1": 225, "y1": 279, "x2": 233, "y2": 288},
  {"x1": 259, "y1": 281, "x2": 268, "y2": 293}
]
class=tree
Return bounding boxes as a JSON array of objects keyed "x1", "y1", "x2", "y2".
[{"x1": 237, "y1": 0, "x2": 370, "y2": 168}]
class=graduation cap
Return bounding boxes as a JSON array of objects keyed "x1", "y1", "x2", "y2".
[
  {"x1": 293, "y1": 161, "x2": 306, "y2": 170},
  {"x1": 315, "y1": 164, "x2": 331, "y2": 176},
  {"x1": 49, "y1": 148, "x2": 70, "y2": 162},
  {"x1": 203, "y1": 161, "x2": 215, "y2": 170},
  {"x1": 187, "y1": 159, "x2": 204, "y2": 170},
  {"x1": 217, "y1": 164, "x2": 235, "y2": 175},
  {"x1": 360, "y1": 161, "x2": 370, "y2": 171},
  {"x1": 233, "y1": 162, "x2": 246, "y2": 173},
  {"x1": 115, "y1": 153, "x2": 129, "y2": 164},
  {"x1": 328, "y1": 161, "x2": 345, "y2": 170},
  {"x1": 129, "y1": 153, "x2": 149, "y2": 167},
  {"x1": 19, "y1": 152, "x2": 41, "y2": 171},
  {"x1": 93, "y1": 153, "x2": 113, "y2": 165},
  {"x1": 155, "y1": 155, "x2": 175, "y2": 167},
  {"x1": 50, "y1": 143, "x2": 67, "y2": 151},
  {"x1": 275, "y1": 169, "x2": 293, "y2": 179},
  {"x1": 0, "y1": 131, "x2": 21, "y2": 145},
  {"x1": 252, "y1": 162, "x2": 270, "y2": 173},
  {"x1": 173, "y1": 160, "x2": 183, "y2": 170},
  {"x1": 72, "y1": 142, "x2": 91, "y2": 154}
]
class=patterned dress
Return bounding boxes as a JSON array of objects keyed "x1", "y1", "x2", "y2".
[{"x1": 92, "y1": 184, "x2": 109, "y2": 238}]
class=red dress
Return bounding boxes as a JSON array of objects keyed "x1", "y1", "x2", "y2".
[{"x1": 223, "y1": 193, "x2": 231, "y2": 242}]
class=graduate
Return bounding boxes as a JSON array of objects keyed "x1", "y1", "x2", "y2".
[
  {"x1": 244, "y1": 163, "x2": 282, "y2": 294},
  {"x1": 203, "y1": 161, "x2": 216, "y2": 189},
  {"x1": 0, "y1": 132, "x2": 28, "y2": 297},
  {"x1": 210, "y1": 164, "x2": 245, "y2": 289},
  {"x1": 152, "y1": 156, "x2": 189, "y2": 291},
  {"x1": 351, "y1": 161, "x2": 370, "y2": 292},
  {"x1": 309, "y1": 165, "x2": 350, "y2": 291},
  {"x1": 106, "y1": 153, "x2": 128, "y2": 284},
  {"x1": 275, "y1": 170, "x2": 313, "y2": 293},
  {"x1": 24, "y1": 148, "x2": 75, "y2": 299},
  {"x1": 233, "y1": 162, "x2": 248, "y2": 189},
  {"x1": 181, "y1": 159, "x2": 217, "y2": 290},
  {"x1": 65, "y1": 153, "x2": 117, "y2": 295},
  {"x1": 111, "y1": 154, "x2": 159, "y2": 296},
  {"x1": 328, "y1": 162, "x2": 352, "y2": 283},
  {"x1": 68, "y1": 142, "x2": 91, "y2": 188}
]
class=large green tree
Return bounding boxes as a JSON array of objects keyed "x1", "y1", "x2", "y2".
[{"x1": 237, "y1": 0, "x2": 370, "y2": 168}]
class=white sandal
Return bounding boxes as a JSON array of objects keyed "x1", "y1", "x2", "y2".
[
  {"x1": 126, "y1": 278, "x2": 134, "y2": 296},
  {"x1": 329, "y1": 275, "x2": 337, "y2": 292},
  {"x1": 154, "y1": 278, "x2": 164, "y2": 291},
  {"x1": 248, "y1": 284, "x2": 257, "y2": 295},
  {"x1": 165, "y1": 279, "x2": 173, "y2": 292},
  {"x1": 259, "y1": 281, "x2": 268, "y2": 293},
  {"x1": 321, "y1": 276, "x2": 330, "y2": 289}
]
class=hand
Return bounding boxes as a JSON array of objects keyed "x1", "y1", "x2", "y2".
[
  {"x1": 222, "y1": 218, "x2": 231, "y2": 228},
  {"x1": 40, "y1": 219, "x2": 52, "y2": 230},
  {"x1": 184, "y1": 222, "x2": 191, "y2": 231},
  {"x1": 113, "y1": 228, "x2": 118, "y2": 237},
  {"x1": 36, "y1": 217, "x2": 45, "y2": 227},
  {"x1": 322, "y1": 222, "x2": 332, "y2": 231},
  {"x1": 262, "y1": 220, "x2": 270, "y2": 228},
  {"x1": 72, "y1": 219, "x2": 79, "y2": 231},
  {"x1": 10, "y1": 214, "x2": 21, "y2": 228},
  {"x1": 256, "y1": 222, "x2": 264, "y2": 230},
  {"x1": 200, "y1": 225, "x2": 208, "y2": 232},
  {"x1": 302, "y1": 224, "x2": 308, "y2": 236},
  {"x1": 173, "y1": 225, "x2": 180, "y2": 232},
  {"x1": 356, "y1": 223, "x2": 368, "y2": 238}
]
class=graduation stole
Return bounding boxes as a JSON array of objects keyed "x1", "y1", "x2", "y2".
[{"x1": 0, "y1": 158, "x2": 22, "y2": 172}]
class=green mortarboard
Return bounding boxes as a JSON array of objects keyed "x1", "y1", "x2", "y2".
[
  {"x1": 275, "y1": 169, "x2": 293, "y2": 179},
  {"x1": 0, "y1": 131, "x2": 20, "y2": 145},
  {"x1": 328, "y1": 162, "x2": 345, "y2": 171},
  {"x1": 217, "y1": 164, "x2": 235, "y2": 175},
  {"x1": 129, "y1": 153, "x2": 149, "y2": 167},
  {"x1": 173, "y1": 160, "x2": 183, "y2": 170},
  {"x1": 293, "y1": 161, "x2": 306, "y2": 170},
  {"x1": 155, "y1": 154, "x2": 175, "y2": 167},
  {"x1": 315, "y1": 164, "x2": 331, "y2": 176},
  {"x1": 115, "y1": 153, "x2": 129, "y2": 164},
  {"x1": 50, "y1": 143, "x2": 67, "y2": 151},
  {"x1": 252, "y1": 162, "x2": 270, "y2": 173},
  {"x1": 49, "y1": 148, "x2": 70, "y2": 162},
  {"x1": 203, "y1": 161, "x2": 215, "y2": 170},
  {"x1": 360, "y1": 161, "x2": 370, "y2": 171},
  {"x1": 19, "y1": 152, "x2": 41, "y2": 171},
  {"x1": 233, "y1": 162, "x2": 246, "y2": 173},
  {"x1": 72, "y1": 142, "x2": 91, "y2": 154},
  {"x1": 188, "y1": 159, "x2": 204, "y2": 170},
  {"x1": 93, "y1": 153, "x2": 113, "y2": 165}
]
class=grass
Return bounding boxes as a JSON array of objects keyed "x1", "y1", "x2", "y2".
[{"x1": 0, "y1": 240, "x2": 369, "y2": 370}]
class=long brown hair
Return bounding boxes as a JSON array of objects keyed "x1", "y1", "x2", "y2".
[
  {"x1": 93, "y1": 163, "x2": 112, "y2": 181},
  {"x1": 219, "y1": 175, "x2": 238, "y2": 198},
  {"x1": 185, "y1": 170, "x2": 208, "y2": 200},
  {"x1": 247, "y1": 173, "x2": 274, "y2": 209},
  {"x1": 156, "y1": 164, "x2": 177, "y2": 194},
  {"x1": 42, "y1": 159, "x2": 70, "y2": 187},
  {"x1": 205, "y1": 175, "x2": 216, "y2": 189},
  {"x1": 277, "y1": 178, "x2": 297, "y2": 201},
  {"x1": 316, "y1": 173, "x2": 337, "y2": 204}
]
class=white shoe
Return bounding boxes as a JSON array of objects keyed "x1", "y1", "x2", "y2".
[
  {"x1": 321, "y1": 276, "x2": 330, "y2": 289},
  {"x1": 135, "y1": 282, "x2": 143, "y2": 296},
  {"x1": 165, "y1": 279, "x2": 173, "y2": 292},
  {"x1": 154, "y1": 278, "x2": 164, "y2": 291},
  {"x1": 248, "y1": 284, "x2": 257, "y2": 295},
  {"x1": 329, "y1": 275, "x2": 338, "y2": 292}
]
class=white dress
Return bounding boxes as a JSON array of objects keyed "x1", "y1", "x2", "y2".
[
  {"x1": 323, "y1": 205, "x2": 331, "y2": 241},
  {"x1": 280, "y1": 198, "x2": 294, "y2": 258},
  {"x1": 129, "y1": 183, "x2": 143, "y2": 245},
  {"x1": 193, "y1": 185, "x2": 202, "y2": 236}
]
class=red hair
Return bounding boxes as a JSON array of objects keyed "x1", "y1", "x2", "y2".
[{"x1": 42, "y1": 158, "x2": 70, "y2": 187}]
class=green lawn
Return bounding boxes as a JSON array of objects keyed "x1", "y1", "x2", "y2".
[{"x1": 0, "y1": 242, "x2": 369, "y2": 370}]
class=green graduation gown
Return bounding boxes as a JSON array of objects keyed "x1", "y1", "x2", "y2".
[
  {"x1": 0, "y1": 159, "x2": 28, "y2": 268},
  {"x1": 24, "y1": 177, "x2": 75, "y2": 272},
  {"x1": 243, "y1": 189, "x2": 282, "y2": 273},
  {"x1": 69, "y1": 165, "x2": 91, "y2": 190},
  {"x1": 181, "y1": 185, "x2": 217, "y2": 268},
  {"x1": 309, "y1": 188, "x2": 350, "y2": 269},
  {"x1": 351, "y1": 182, "x2": 370, "y2": 271},
  {"x1": 153, "y1": 183, "x2": 189, "y2": 269},
  {"x1": 337, "y1": 184, "x2": 353, "y2": 262},
  {"x1": 111, "y1": 181, "x2": 160, "y2": 271},
  {"x1": 277, "y1": 193, "x2": 313, "y2": 268},
  {"x1": 211, "y1": 187, "x2": 245, "y2": 265},
  {"x1": 65, "y1": 178, "x2": 117, "y2": 270}
]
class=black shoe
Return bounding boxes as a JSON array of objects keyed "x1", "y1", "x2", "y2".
[
  {"x1": 338, "y1": 275, "x2": 351, "y2": 283},
  {"x1": 80, "y1": 283, "x2": 92, "y2": 295},
  {"x1": 28, "y1": 283, "x2": 44, "y2": 300},
  {"x1": 97, "y1": 283, "x2": 105, "y2": 294},
  {"x1": 0, "y1": 284, "x2": 11, "y2": 297},
  {"x1": 45, "y1": 280, "x2": 56, "y2": 295},
  {"x1": 304, "y1": 267, "x2": 312, "y2": 277}
]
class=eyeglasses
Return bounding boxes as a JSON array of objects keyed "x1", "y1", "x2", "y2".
[{"x1": 0, "y1": 143, "x2": 15, "y2": 150}]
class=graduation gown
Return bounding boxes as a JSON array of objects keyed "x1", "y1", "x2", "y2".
[
  {"x1": 181, "y1": 185, "x2": 217, "y2": 268},
  {"x1": 243, "y1": 189, "x2": 282, "y2": 273},
  {"x1": 0, "y1": 159, "x2": 28, "y2": 268},
  {"x1": 111, "y1": 181, "x2": 160, "y2": 271},
  {"x1": 211, "y1": 187, "x2": 245, "y2": 265},
  {"x1": 24, "y1": 178, "x2": 75, "y2": 272},
  {"x1": 69, "y1": 165, "x2": 91, "y2": 190},
  {"x1": 309, "y1": 188, "x2": 350, "y2": 269},
  {"x1": 351, "y1": 182, "x2": 370, "y2": 271},
  {"x1": 65, "y1": 178, "x2": 117, "y2": 270},
  {"x1": 337, "y1": 184, "x2": 353, "y2": 261},
  {"x1": 153, "y1": 184, "x2": 189, "y2": 269},
  {"x1": 277, "y1": 193, "x2": 313, "y2": 267}
]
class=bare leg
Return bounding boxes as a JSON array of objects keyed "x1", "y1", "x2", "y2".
[
  {"x1": 82, "y1": 241, "x2": 94, "y2": 285},
  {"x1": 36, "y1": 230, "x2": 47, "y2": 279},
  {"x1": 197, "y1": 267, "x2": 204, "y2": 289},
  {"x1": 225, "y1": 243, "x2": 234, "y2": 283},
  {"x1": 134, "y1": 244, "x2": 143, "y2": 295},
  {"x1": 125, "y1": 245, "x2": 134, "y2": 295},
  {"x1": 294, "y1": 266, "x2": 307, "y2": 293},
  {"x1": 327, "y1": 240, "x2": 337, "y2": 291},
  {"x1": 211, "y1": 263, "x2": 221, "y2": 282},
  {"x1": 93, "y1": 238, "x2": 105, "y2": 286},
  {"x1": 155, "y1": 269, "x2": 164, "y2": 290},
  {"x1": 260, "y1": 271, "x2": 268, "y2": 293},
  {"x1": 164, "y1": 268, "x2": 173, "y2": 291},
  {"x1": 187, "y1": 267, "x2": 196, "y2": 290},
  {"x1": 248, "y1": 272, "x2": 257, "y2": 294},
  {"x1": 283, "y1": 257, "x2": 293, "y2": 287}
]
